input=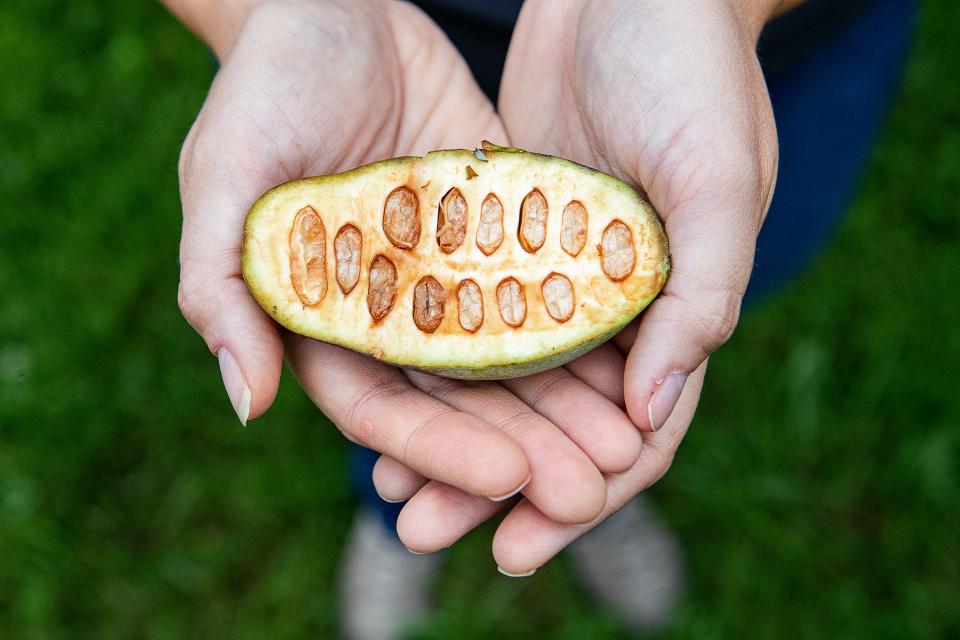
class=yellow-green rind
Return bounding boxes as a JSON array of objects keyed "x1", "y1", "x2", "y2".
[{"x1": 242, "y1": 145, "x2": 669, "y2": 380}]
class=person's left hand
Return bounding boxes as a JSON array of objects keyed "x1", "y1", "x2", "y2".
[{"x1": 175, "y1": 0, "x2": 651, "y2": 539}]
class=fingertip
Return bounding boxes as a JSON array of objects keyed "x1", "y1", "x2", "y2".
[
  {"x1": 225, "y1": 334, "x2": 283, "y2": 423},
  {"x1": 573, "y1": 404, "x2": 644, "y2": 473},
  {"x1": 566, "y1": 472, "x2": 607, "y2": 524},
  {"x1": 460, "y1": 424, "x2": 531, "y2": 499},
  {"x1": 217, "y1": 347, "x2": 251, "y2": 425},
  {"x1": 647, "y1": 372, "x2": 688, "y2": 431},
  {"x1": 396, "y1": 497, "x2": 445, "y2": 554},
  {"x1": 184, "y1": 276, "x2": 284, "y2": 425},
  {"x1": 624, "y1": 370, "x2": 688, "y2": 433},
  {"x1": 489, "y1": 473, "x2": 531, "y2": 502},
  {"x1": 396, "y1": 483, "x2": 497, "y2": 553},
  {"x1": 592, "y1": 427, "x2": 643, "y2": 474},
  {"x1": 372, "y1": 455, "x2": 426, "y2": 503},
  {"x1": 533, "y1": 458, "x2": 606, "y2": 525},
  {"x1": 491, "y1": 502, "x2": 555, "y2": 576}
]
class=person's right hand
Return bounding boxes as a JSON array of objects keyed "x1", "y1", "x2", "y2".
[
  {"x1": 174, "y1": 0, "x2": 644, "y2": 523},
  {"x1": 367, "y1": 0, "x2": 782, "y2": 574}
]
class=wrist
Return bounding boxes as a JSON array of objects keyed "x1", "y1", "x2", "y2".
[
  {"x1": 161, "y1": 0, "x2": 269, "y2": 60},
  {"x1": 735, "y1": 0, "x2": 806, "y2": 42}
]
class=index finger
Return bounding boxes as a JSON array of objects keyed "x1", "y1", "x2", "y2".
[{"x1": 286, "y1": 335, "x2": 531, "y2": 500}]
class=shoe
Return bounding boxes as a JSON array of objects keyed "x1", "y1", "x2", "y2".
[
  {"x1": 339, "y1": 507, "x2": 443, "y2": 640},
  {"x1": 566, "y1": 495, "x2": 685, "y2": 634}
]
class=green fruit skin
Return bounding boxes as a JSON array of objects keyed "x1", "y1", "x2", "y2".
[
  {"x1": 413, "y1": 323, "x2": 628, "y2": 380},
  {"x1": 242, "y1": 144, "x2": 669, "y2": 380}
]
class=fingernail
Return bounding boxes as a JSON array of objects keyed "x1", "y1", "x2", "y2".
[
  {"x1": 498, "y1": 566, "x2": 536, "y2": 578},
  {"x1": 375, "y1": 489, "x2": 405, "y2": 504},
  {"x1": 489, "y1": 473, "x2": 532, "y2": 502},
  {"x1": 647, "y1": 372, "x2": 687, "y2": 431},
  {"x1": 218, "y1": 347, "x2": 251, "y2": 426}
]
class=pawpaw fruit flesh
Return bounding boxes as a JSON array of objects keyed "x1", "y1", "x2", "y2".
[{"x1": 241, "y1": 143, "x2": 670, "y2": 380}]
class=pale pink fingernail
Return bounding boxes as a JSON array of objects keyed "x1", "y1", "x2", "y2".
[
  {"x1": 647, "y1": 372, "x2": 687, "y2": 431},
  {"x1": 375, "y1": 488, "x2": 405, "y2": 504},
  {"x1": 489, "y1": 473, "x2": 532, "y2": 502},
  {"x1": 498, "y1": 566, "x2": 536, "y2": 578},
  {"x1": 218, "y1": 347, "x2": 251, "y2": 426}
]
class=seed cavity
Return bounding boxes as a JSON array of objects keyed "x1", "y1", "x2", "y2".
[
  {"x1": 496, "y1": 277, "x2": 527, "y2": 328},
  {"x1": 560, "y1": 201, "x2": 588, "y2": 257},
  {"x1": 436, "y1": 188, "x2": 468, "y2": 254},
  {"x1": 334, "y1": 224, "x2": 362, "y2": 294},
  {"x1": 383, "y1": 186, "x2": 420, "y2": 249},
  {"x1": 367, "y1": 254, "x2": 398, "y2": 322},
  {"x1": 457, "y1": 279, "x2": 484, "y2": 333},
  {"x1": 518, "y1": 189, "x2": 548, "y2": 253},
  {"x1": 600, "y1": 219, "x2": 636, "y2": 281},
  {"x1": 476, "y1": 193, "x2": 504, "y2": 255},
  {"x1": 542, "y1": 273, "x2": 575, "y2": 322},
  {"x1": 289, "y1": 205, "x2": 327, "y2": 306},
  {"x1": 413, "y1": 276, "x2": 446, "y2": 333}
]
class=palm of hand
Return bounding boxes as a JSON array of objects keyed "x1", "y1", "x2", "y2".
[{"x1": 181, "y1": 1, "x2": 502, "y2": 199}]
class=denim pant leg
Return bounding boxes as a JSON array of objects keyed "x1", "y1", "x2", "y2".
[{"x1": 747, "y1": 0, "x2": 918, "y2": 303}]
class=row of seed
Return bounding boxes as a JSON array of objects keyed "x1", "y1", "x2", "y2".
[
  {"x1": 384, "y1": 187, "x2": 594, "y2": 258},
  {"x1": 375, "y1": 255, "x2": 576, "y2": 333}
]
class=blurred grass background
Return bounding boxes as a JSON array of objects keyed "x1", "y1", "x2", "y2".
[{"x1": 1, "y1": 0, "x2": 958, "y2": 638}]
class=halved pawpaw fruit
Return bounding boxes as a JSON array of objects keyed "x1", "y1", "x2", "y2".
[{"x1": 242, "y1": 142, "x2": 669, "y2": 380}]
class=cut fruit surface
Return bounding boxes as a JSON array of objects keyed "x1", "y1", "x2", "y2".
[{"x1": 242, "y1": 142, "x2": 669, "y2": 380}]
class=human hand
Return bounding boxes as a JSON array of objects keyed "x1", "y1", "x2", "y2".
[
  {"x1": 372, "y1": 0, "x2": 781, "y2": 574},
  {"x1": 172, "y1": 0, "x2": 646, "y2": 521}
]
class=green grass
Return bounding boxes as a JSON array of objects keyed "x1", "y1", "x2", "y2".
[{"x1": 1, "y1": 1, "x2": 958, "y2": 638}]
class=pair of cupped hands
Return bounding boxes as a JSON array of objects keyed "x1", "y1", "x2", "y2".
[{"x1": 171, "y1": 0, "x2": 782, "y2": 575}]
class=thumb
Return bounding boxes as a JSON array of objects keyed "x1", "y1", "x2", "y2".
[
  {"x1": 625, "y1": 149, "x2": 777, "y2": 431},
  {"x1": 176, "y1": 115, "x2": 285, "y2": 425}
]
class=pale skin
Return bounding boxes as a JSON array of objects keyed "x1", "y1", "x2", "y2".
[{"x1": 165, "y1": 0, "x2": 799, "y2": 574}]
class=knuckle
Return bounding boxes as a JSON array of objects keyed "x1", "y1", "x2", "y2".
[
  {"x1": 342, "y1": 380, "x2": 409, "y2": 450},
  {"x1": 651, "y1": 449, "x2": 678, "y2": 486},
  {"x1": 176, "y1": 278, "x2": 201, "y2": 323},
  {"x1": 177, "y1": 118, "x2": 203, "y2": 187},
  {"x1": 494, "y1": 408, "x2": 540, "y2": 440},
  {"x1": 638, "y1": 446, "x2": 677, "y2": 492},
  {"x1": 408, "y1": 372, "x2": 463, "y2": 399},
  {"x1": 692, "y1": 287, "x2": 742, "y2": 353},
  {"x1": 523, "y1": 369, "x2": 573, "y2": 408}
]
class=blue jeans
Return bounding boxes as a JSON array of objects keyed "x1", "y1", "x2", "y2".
[{"x1": 352, "y1": 0, "x2": 920, "y2": 531}]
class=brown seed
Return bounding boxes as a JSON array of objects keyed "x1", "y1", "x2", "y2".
[
  {"x1": 457, "y1": 279, "x2": 484, "y2": 332},
  {"x1": 436, "y1": 188, "x2": 468, "y2": 254},
  {"x1": 413, "y1": 276, "x2": 446, "y2": 333},
  {"x1": 518, "y1": 189, "x2": 548, "y2": 253},
  {"x1": 541, "y1": 273, "x2": 575, "y2": 322},
  {"x1": 383, "y1": 186, "x2": 420, "y2": 249},
  {"x1": 367, "y1": 254, "x2": 398, "y2": 321},
  {"x1": 496, "y1": 277, "x2": 527, "y2": 328},
  {"x1": 600, "y1": 220, "x2": 636, "y2": 281},
  {"x1": 334, "y1": 224, "x2": 362, "y2": 294},
  {"x1": 476, "y1": 193, "x2": 504, "y2": 255},
  {"x1": 289, "y1": 205, "x2": 327, "y2": 306},
  {"x1": 560, "y1": 201, "x2": 588, "y2": 256}
]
